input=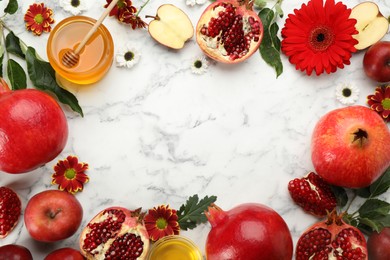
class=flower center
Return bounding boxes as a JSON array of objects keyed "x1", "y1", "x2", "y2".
[
  {"x1": 65, "y1": 168, "x2": 77, "y2": 179},
  {"x1": 156, "y1": 217, "x2": 168, "y2": 230},
  {"x1": 194, "y1": 60, "x2": 203, "y2": 69},
  {"x1": 124, "y1": 51, "x2": 135, "y2": 61},
  {"x1": 117, "y1": 0, "x2": 126, "y2": 9},
  {"x1": 34, "y1": 14, "x2": 44, "y2": 24},
  {"x1": 309, "y1": 25, "x2": 334, "y2": 52},
  {"x1": 71, "y1": 0, "x2": 80, "y2": 7},
  {"x1": 382, "y1": 98, "x2": 390, "y2": 110},
  {"x1": 342, "y1": 88, "x2": 352, "y2": 97}
]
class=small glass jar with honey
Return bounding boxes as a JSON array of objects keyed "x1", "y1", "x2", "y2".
[
  {"x1": 147, "y1": 235, "x2": 203, "y2": 260},
  {"x1": 47, "y1": 16, "x2": 114, "y2": 85}
]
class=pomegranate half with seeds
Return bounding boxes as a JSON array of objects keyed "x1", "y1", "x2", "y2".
[
  {"x1": 296, "y1": 210, "x2": 368, "y2": 259},
  {"x1": 196, "y1": 0, "x2": 263, "y2": 63},
  {"x1": 79, "y1": 207, "x2": 149, "y2": 259}
]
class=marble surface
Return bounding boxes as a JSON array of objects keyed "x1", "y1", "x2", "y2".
[{"x1": 0, "y1": 0, "x2": 389, "y2": 258}]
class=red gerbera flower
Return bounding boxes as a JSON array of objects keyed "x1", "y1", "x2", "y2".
[
  {"x1": 367, "y1": 85, "x2": 390, "y2": 122},
  {"x1": 52, "y1": 156, "x2": 89, "y2": 194},
  {"x1": 24, "y1": 3, "x2": 55, "y2": 36},
  {"x1": 281, "y1": 0, "x2": 358, "y2": 76},
  {"x1": 144, "y1": 205, "x2": 180, "y2": 241}
]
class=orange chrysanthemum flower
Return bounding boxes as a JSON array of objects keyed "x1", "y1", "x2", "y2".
[
  {"x1": 24, "y1": 3, "x2": 55, "y2": 36},
  {"x1": 105, "y1": 0, "x2": 137, "y2": 21},
  {"x1": 52, "y1": 156, "x2": 89, "y2": 194},
  {"x1": 144, "y1": 205, "x2": 180, "y2": 241},
  {"x1": 281, "y1": 0, "x2": 358, "y2": 76},
  {"x1": 367, "y1": 85, "x2": 390, "y2": 122}
]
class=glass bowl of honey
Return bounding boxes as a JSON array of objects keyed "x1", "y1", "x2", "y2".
[
  {"x1": 147, "y1": 235, "x2": 203, "y2": 260},
  {"x1": 47, "y1": 16, "x2": 114, "y2": 85}
]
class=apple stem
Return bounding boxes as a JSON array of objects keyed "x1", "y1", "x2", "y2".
[
  {"x1": 145, "y1": 15, "x2": 159, "y2": 21},
  {"x1": 48, "y1": 208, "x2": 62, "y2": 219}
]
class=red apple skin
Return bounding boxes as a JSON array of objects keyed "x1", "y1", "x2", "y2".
[
  {"x1": 363, "y1": 41, "x2": 390, "y2": 83},
  {"x1": 367, "y1": 227, "x2": 390, "y2": 260},
  {"x1": 0, "y1": 244, "x2": 33, "y2": 260},
  {"x1": 44, "y1": 247, "x2": 86, "y2": 260},
  {"x1": 311, "y1": 105, "x2": 390, "y2": 188},
  {"x1": 0, "y1": 78, "x2": 68, "y2": 174},
  {"x1": 24, "y1": 190, "x2": 83, "y2": 242}
]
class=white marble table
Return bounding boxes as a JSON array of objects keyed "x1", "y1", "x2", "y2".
[{"x1": 1, "y1": 0, "x2": 389, "y2": 258}]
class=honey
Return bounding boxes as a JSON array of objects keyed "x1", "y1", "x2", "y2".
[
  {"x1": 47, "y1": 16, "x2": 114, "y2": 85},
  {"x1": 147, "y1": 235, "x2": 203, "y2": 260}
]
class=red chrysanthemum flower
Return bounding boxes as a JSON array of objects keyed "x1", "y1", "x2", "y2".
[
  {"x1": 144, "y1": 205, "x2": 180, "y2": 241},
  {"x1": 105, "y1": 0, "x2": 137, "y2": 21},
  {"x1": 120, "y1": 12, "x2": 147, "y2": 29},
  {"x1": 24, "y1": 3, "x2": 55, "y2": 36},
  {"x1": 367, "y1": 85, "x2": 390, "y2": 122},
  {"x1": 281, "y1": 0, "x2": 358, "y2": 76},
  {"x1": 52, "y1": 155, "x2": 89, "y2": 194}
]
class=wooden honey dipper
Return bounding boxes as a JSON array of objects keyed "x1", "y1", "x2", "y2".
[{"x1": 61, "y1": 0, "x2": 118, "y2": 68}]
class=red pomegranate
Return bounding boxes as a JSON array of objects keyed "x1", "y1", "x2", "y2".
[
  {"x1": 196, "y1": 0, "x2": 263, "y2": 64},
  {"x1": 0, "y1": 78, "x2": 68, "y2": 174},
  {"x1": 79, "y1": 207, "x2": 150, "y2": 259},
  {"x1": 296, "y1": 210, "x2": 367, "y2": 259},
  {"x1": 205, "y1": 203, "x2": 293, "y2": 260}
]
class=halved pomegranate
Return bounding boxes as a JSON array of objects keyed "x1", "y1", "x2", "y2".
[
  {"x1": 79, "y1": 207, "x2": 149, "y2": 259},
  {"x1": 296, "y1": 210, "x2": 368, "y2": 259},
  {"x1": 196, "y1": 0, "x2": 263, "y2": 64}
]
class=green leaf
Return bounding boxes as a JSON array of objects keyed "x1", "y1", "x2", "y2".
[
  {"x1": 259, "y1": 8, "x2": 283, "y2": 78},
  {"x1": 355, "y1": 187, "x2": 371, "y2": 198},
  {"x1": 4, "y1": 0, "x2": 18, "y2": 15},
  {"x1": 330, "y1": 185, "x2": 348, "y2": 208},
  {"x1": 358, "y1": 217, "x2": 382, "y2": 233},
  {"x1": 369, "y1": 167, "x2": 390, "y2": 197},
  {"x1": 0, "y1": 45, "x2": 4, "y2": 77},
  {"x1": 177, "y1": 194, "x2": 217, "y2": 231},
  {"x1": 5, "y1": 31, "x2": 25, "y2": 59},
  {"x1": 7, "y1": 59, "x2": 26, "y2": 90},
  {"x1": 359, "y1": 199, "x2": 390, "y2": 219},
  {"x1": 254, "y1": 0, "x2": 267, "y2": 9},
  {"x1": 25, "y1": 47, "x2": 83, "y2": 116}
]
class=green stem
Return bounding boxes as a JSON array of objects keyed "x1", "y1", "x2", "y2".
[
  {"x1": 344, "y1": 191, "x2": 358, "y2": 215},
  {"x1": 136, "y1": 0, "x2": 150, "y2": 17}
]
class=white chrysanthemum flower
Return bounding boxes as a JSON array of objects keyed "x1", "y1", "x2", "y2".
[
  {"x1": 186, "y1": 0, "x2": 207, "y2": 7},
  {"x1": 191, "y1": 56, "x2": 209, "y2": 75},
  {"x1": 116, "y1": 44, "x2": 141, "y2": 69},
  {"x1": 59, "y1": 0, "x2": 88, "y2": 15},
  {"x1": 335, "y1": 83, "x2": 360, "y2": 105}
]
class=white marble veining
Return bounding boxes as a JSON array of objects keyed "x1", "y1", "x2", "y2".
[{"x1": 0, "y1": 0, "x2": 389, "y2": 258}]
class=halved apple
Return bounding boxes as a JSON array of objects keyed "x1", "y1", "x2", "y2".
[
  {"x1": 350, "y1": 2, "x2": 389, "y2": 50},
  {"x1": 147, "y1": 4, "x2": 194, "y2": 50}
]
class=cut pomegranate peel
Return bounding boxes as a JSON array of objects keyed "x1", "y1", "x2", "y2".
[{"x1": 196, "y1": 0, "x2": 263, "y2": 64}]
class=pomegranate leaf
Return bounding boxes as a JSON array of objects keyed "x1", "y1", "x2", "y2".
[
  {"x1": 25, "y1": 47, "x2": 83, "y2": 116},
  {"x1": 259, "y1": 8, "x2": 283, "y2": 78},
  {"x1": 5, "y1": 31, "x2": 25, "y2": 59},
  {"x1": 357, "y1": 167, "x2": 390, "y2": 198},
  {"x1": 0, "y1": 46, "x2": 3, "y2": 77},
  {"x1": 330, "y1": 185, "x2": 348, "y2": 207},
  {"x1": 359, "y1": 199, "x2": 390, "y2": 219},
  {"x1": 7, "y1": 59, "x2": 26, "y2": 90},
  {"x1": 4, "y1": 0, "x2": 18, "y2": 15},
  {"x1": 177, "y1": 194, "x2": 217, "y2": 231}
]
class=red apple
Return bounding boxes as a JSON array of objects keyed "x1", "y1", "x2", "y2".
[
  {"x1": 44, "y1": 247, "x2": 85, "y2": 260},
  {"x1": 363, "y1": 41, "x2": 390, "y2": 83},
  {"x1": 0, "y1": 244, "x2": 33, "y2": 260},
  {"x1": 24, "y1": 190, "x2": 83, "y2": 242},
  {"x1": 367, "y1": 227, "x2": 390, "y2": 260},
  {"x1": 311, "y1": 105, "x2": 390, "y2": 188}
]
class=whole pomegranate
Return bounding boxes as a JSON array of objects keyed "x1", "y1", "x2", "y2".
[
  {"x1": 0, "y1": 244, "x2": 33, "y2": 260},
  {"x1": 79, "y1": 207, "x2": 150, "y2": 259},
  {"x1": 205, "y1": 203, "x2": 293, "y2": 260},
  {"x1": 311, "y1": 105, "x2": 390, "y2": 188},
  {"x1": 196, "y1": 0, "x2": 263, "y2": 64},
  {"x1": 295, "y1": 211, "x2": 367, "y2": 259},
  {"x1": 0, "y1": 78, "x2": 68, "y2": 174},
  {"x1": 367, "y1": 227, "x2": 390, "y2": 260},
  {"x1": 45, "y1": 247, "x2": 85, "y2": 260}
]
